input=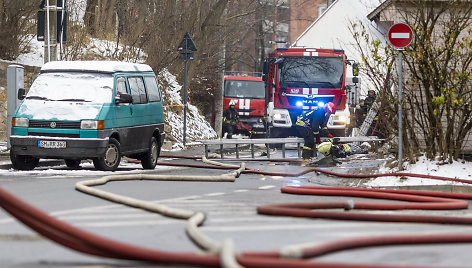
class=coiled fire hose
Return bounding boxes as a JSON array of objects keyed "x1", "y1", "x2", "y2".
[{"x1": 1, "y1": 154, "x2": 472, "y2": 268}]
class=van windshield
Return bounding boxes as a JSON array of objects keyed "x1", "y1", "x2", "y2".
[{"x1": 27, "y1": 72, "x2": 114, "y2": 103}]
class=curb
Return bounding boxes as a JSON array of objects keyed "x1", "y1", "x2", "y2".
[
  {"x1": 0, "y1": 150, "x2": 64, "y2": 170},
  {"x1": 0, "y1": 159, "x2": 65, "y2": 170}
]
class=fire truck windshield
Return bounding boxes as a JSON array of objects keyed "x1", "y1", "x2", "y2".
[
  {"x1": 279, "y1": 56, "x2": 343, "y2": 88},
  {"x1": 224, "y1": 80, "x2": 265, "y2": 99}
]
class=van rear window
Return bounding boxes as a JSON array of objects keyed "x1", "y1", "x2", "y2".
[{"x1": 144, "y1": 76, "x2": 161, "y2": 102}]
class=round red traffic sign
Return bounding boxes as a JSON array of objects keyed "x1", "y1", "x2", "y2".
[{"x1": 388, "y1": 23, "x2": 413, "y2": 48}]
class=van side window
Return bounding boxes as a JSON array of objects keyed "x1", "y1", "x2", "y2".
[
  {"x1": 144, "y1": 76, "x2": 161, "y2": 102},
  {"x1": 116, "y1": 77, "x2": 128, "y2": 95},
  {"x1": 128, "y1": 77, "x2": 147, "y2": 104}
]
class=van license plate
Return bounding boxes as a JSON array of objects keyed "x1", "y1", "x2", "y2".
[{"x1": 38, "y1": 140, "x2": 66, "y2": 148}]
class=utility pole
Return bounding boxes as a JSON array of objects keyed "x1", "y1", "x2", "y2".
[
  {"x1": 178, "y1": 33, "x2": 197, "y2": 146},
  {"x1": 44, "y1": 0, "x2": 58, "y2": 63},
  {"x1": 38, "y1": 0, "x2": 67, "y2": 63}
]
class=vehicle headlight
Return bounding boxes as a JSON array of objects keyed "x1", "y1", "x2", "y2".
[
  {"x1": 81, "y1": 120, "x2": 105, "y2": 130},
  {"x1": 338, "y1": 115, "x2": 347, "y2": 122},
  {"x1": 12, "y1": 117, "x2": 29, "y2": 127},
  {"x1": 274, "y1": 113, "x2": 286, "y2": 120}
]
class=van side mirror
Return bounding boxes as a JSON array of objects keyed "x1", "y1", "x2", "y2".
[
  {"x1": 115, "y1": 93, "x2": 133, "y2": 104},
  {"x1": 17, "y1": 88, "x2": 26, "y2": 100}
]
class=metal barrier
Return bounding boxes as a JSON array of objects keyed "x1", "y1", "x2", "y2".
[
  {"x1": 200, "y1": 138, "x2": 303, "y2": 159},
  {"x1": 199, "y1": 136, "x2": 384, "y2": 159}
]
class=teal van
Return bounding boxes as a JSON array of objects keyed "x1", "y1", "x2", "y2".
[{"x1": 10, "y1": 61, "x2": 165, "y2": 171}]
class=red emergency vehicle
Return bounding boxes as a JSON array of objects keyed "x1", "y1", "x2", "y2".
[
  {"x1": 262, "y1": 47, "x2": 358, "y2": 137},
  {"x1": 223, "y1": 75, "x2": 266, "y2": 136}
]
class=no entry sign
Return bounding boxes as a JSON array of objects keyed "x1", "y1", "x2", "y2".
[{"x1": 388, "y1": 23, "x2": 413, "y2": 49}]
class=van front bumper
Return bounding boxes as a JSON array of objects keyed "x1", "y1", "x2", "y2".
[{"x1": 10, "y1": 135, "x2": 109, "y2": 159}]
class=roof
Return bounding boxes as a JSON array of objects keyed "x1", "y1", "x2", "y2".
[
  {"x1": 41, "y1": 61, "x2": 153, "y2": 73},
  {"x1": 367, "y1": 0, "x2": 392, "y2": 21}
]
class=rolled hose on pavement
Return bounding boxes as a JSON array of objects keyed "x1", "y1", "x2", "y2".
[
  {"x1": 254, "y1": 186, "x2": 472, "y2": 260},
  {"x1": 1, "y1": 154, "x2": 472, "y2": 267}
]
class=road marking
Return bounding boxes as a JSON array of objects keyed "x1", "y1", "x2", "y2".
[
  {"x1": 258, "y1": 185, "x2": 276, "y2": 190},
  {"x1": 80, "y1": 219, "x2": 181, "y2": 227},
  {"x1": 234, "y1": 189, "x2": 248, "y2": 193},
  {"x1": 202, "y1": 223, "x2": 472, "y2": 235},
  {"x1": 204, "y1": 192, "x2": 226, "y2": 197},
  {"x1": 58, "y1": 213, "x2": 163, "y2": 221}
]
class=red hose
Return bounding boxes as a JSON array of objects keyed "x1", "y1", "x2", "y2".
[
  {"x1": 257, "y1": 186, "x2": 472, "y2": 224},
  {"x1": 255, "y1": 185, "x2": 472, "y2": 261}
]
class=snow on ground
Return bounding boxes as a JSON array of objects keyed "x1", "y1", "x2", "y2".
[
  {"x1": 159, "y1": 70, "x2": 217, "y2": 149},
  {"x1": 366, "y1": 155, "x2": 472, "y2": 187},
  {"x1": 14, "y1": 36, "x2": 44, "y2": 67}
]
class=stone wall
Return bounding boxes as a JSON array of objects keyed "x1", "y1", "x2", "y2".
[{"x1": 0, "y1": 61, "x2": 41, "y2": 140}]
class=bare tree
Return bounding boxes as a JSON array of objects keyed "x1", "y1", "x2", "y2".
[
  {"x1": 0, "y1": 0, "x2": 36, "y2": 60},
  {"x1": 350, "y1": 0, "x2": 472, "y2": 163},
  {"x1": 399, "y1": 0, "x2": 472, "y2": 162}
]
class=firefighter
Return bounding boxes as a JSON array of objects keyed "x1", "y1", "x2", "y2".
[
  {"x1": 296, "y1": 102, "x2": 336, "y2": 160},
  {"x1": 317, "y1": 139, "x2": 371, "y2": 158},
  {"x1": 355, "y1": 99, "x2": 368, "y2": 128},
  {"x1": 222, "y1": 101, "x2": 239, "y2": 139},
  {"x1": 364, "y1": 90, "x2": 377, "y2": 108}
]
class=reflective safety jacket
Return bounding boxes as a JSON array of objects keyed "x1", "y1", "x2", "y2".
[{"x1": 296, "y1": 108, "x2": 330, "y2": 134}]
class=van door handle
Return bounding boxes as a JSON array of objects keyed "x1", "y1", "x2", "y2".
[{"x1": 130, "y1": 106, "x2": 133, "y2": 115}]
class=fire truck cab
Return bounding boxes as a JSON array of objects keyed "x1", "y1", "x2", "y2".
[{"x1": 223, "y1": 75, "x2": 266, "y2": 136}]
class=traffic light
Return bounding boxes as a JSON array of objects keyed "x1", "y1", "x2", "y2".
[
  {"x1": 37, "y1": 11, "x2": 45, "y2": 41},
  {"x1": 36, "y1": 10, "x2": 67, "y2": 43}
]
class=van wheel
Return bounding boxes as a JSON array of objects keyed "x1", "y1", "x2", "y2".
[
  {"x1": 141, "y1": 136, "x2": 160, "y2": 169},
  {"x1": 93, "y1": 138, "x2": 121, "y2": 171},
  {"x1": 65, "y1": 159, "x2": 81, "y2": 169},
  {"x1": 10, "y1": 151, "x2": 39, "y2": 170}
]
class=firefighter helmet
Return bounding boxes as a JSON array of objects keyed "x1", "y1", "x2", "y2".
[
  {"x1": 324, "y1": 102, "x2": 335, "y2": 113},
  {"x1": 229, "y1": 100, "x2": 237, "y2": 107},
  {"x1": 317, "y1": 141, "x2": 332, "y2": 156}
]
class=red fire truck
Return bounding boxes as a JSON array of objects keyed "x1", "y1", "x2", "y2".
[
  {"x1": 223, "y1": 75, "x2": 266, "y2": 136},
  {"x1": 262, "y1": 47, "x2": 358, "y2": 137}
]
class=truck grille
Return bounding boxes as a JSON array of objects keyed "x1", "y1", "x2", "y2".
[
  {"x1": 28, "y1": 132, "x2": 80, "y2": 138},
  {"x1": 29, "y1": 120, "x2": 81, "y2": 129},
  {"x1": 286, "y1": 95, "x2": 334, "y2": 107}
]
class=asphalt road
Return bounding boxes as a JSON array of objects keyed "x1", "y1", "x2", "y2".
[{"x1": 0, "y1": 145, "x2": 471, "y2": 267}]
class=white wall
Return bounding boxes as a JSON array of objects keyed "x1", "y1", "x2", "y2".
[{"x1": 292, "y1": 0, "x2": 386, "y2": 97}]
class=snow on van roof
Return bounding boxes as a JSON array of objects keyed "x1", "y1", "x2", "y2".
[{"x1": 41, "y1": 61, "x2": 153, "y2": 73}]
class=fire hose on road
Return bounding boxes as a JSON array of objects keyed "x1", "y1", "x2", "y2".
[{"x1": 1, "y1": 154, "x2": 472, "y2": 267}]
